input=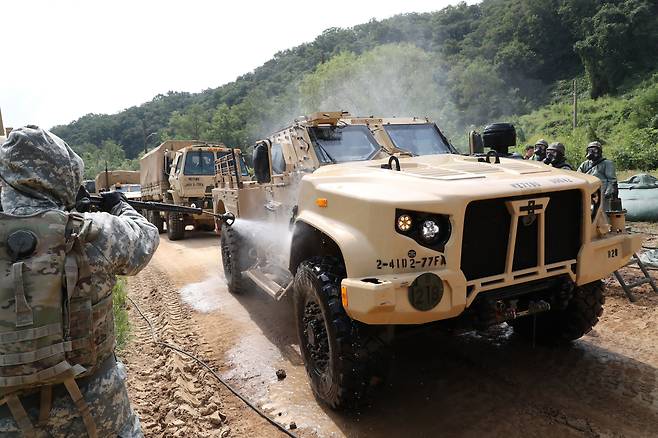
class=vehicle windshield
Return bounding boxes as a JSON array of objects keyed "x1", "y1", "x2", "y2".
[
  {"x1": 83, "y1": 180, "x2": 96, "y2": 194},
  {"x1": 184, "y1": 151, "x2": 215, "y2": 175},
  {"x1": 384, "y1": 124, "x2": 453, "y2": 155},
  {"x1": 218, "y1": 151, "x2": 250, "y2": 176},
  {"x1": 116, "y1": 184, "x2": 141, "y2": 193},
  {"x1": 309, "y1": 125, "x2": 381, "y2": 163}
]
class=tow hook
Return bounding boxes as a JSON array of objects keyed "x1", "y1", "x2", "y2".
[{"x1": 496, "y1": 299, "x2": 551, "y2": 322}]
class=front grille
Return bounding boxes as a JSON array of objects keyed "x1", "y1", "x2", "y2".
[{"x1": 460, "y1": 190, "x2": 582, "y2": 281}]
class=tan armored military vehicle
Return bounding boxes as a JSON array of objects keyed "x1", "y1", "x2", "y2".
[
  {"x1": 213, "y1": 111, "x2": 641, "y2": 409},
  {"x1": 140, "y1": 140, "x2": 247, "y2": 240}
]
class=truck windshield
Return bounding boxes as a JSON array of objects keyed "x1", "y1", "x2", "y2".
[
  {"x1": 184, "y1": 151, "x2": 215, "y2": 175},
  {"x1": 384, "y1": 124, "x2": 453, "y2": 155},
  {"x1": 116, "y1": 184, "x2": 141, "y2": 193},
  {"x1": 310, "y1": 125, "x2": 380, "y2": 163}
]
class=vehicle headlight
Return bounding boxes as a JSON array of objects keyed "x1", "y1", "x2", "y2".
[
  {"x1": 397, "y1": 214, "x2": 413, "y2": 232},
  {"x1": 395, "y1": 209, "x2": 451, "y2": 251},
  {"x1": 421, "y1": 219, "x2": 440, "y2": 242}
]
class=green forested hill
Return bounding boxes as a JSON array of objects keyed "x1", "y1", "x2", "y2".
[{"x1": 50, "y1": 0, "x2": 658, "y2": 177}]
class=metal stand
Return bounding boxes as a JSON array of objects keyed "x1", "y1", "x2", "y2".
[{"x1": 614, "y1": 253, "x2": 658, "y2": 302}]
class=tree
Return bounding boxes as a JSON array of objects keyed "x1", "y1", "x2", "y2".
[{"x1": 167, "y1": 104, "x2": 211, "y2": 139}]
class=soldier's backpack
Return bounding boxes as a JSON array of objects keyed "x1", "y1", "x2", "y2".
[{"x1": 0, "y1": 209, "x2": 98, "y2": 437}]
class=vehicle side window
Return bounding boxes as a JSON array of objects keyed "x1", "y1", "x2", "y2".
[
  {"x1": 174, "y1": 155, "x2": 182, "y2": 174},
  {"x1": 271, "y1": 143, "x2": 285, "y2": 174}
]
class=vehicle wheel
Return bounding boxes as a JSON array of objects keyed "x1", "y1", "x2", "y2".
[
  {"x1": 511, "y1": 280, "x2": 605, "y2": 344},
  {"x1": 148, "y1": 210, "x2": 164, "y2": 234},
  {"x1": 196, "y1": 223, "x2": 215, "y2": 232},
  {"x1": 220, "y1": 222, "x2": 250, "y2": 294},
  {"x1": 293, "y1": 256, "x2": 388, "y2": 409},
  {"x1": 166, "y1": 212, "x2": 185, "y2": 241}
]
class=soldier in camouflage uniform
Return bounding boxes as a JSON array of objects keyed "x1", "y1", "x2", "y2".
[
  {"x1": 0, "y1": 126, "x2": 159, "y2": 437},
  {"x1": 544, "y1": 142, "x2": 574, "y2": 170},
  {"x1": 531, "y1": 139, "x2": 548, "y2": 161},
  {"x1": 577, "y1": 141, "x2": 617, "y2": 210}
]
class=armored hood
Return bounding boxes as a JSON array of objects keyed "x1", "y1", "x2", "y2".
[{"x1": 0, "y1": 126, "x2": 83, "y2": 213}]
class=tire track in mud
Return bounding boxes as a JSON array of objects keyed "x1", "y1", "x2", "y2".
[
  {"x1": 120, "y1": 265, "x2": 287, "y2": 438},
  {"x1": 120, "y1": 236, "x2": 658, "y2": 438}
]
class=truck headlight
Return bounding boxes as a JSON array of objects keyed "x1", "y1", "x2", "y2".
[
  {"x1": 397, "y1": 214, "x2": 413, "y2": 232},
  {"x1": 395, "y1": 209, "x2": 451, "y2": 251},
  {"x1": 421, "y1": 219, "x2": 440, "y2": 243}
]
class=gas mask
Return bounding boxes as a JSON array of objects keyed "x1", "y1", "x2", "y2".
[
  {"x1": 586, "y1": 147, "x2": 601, "y2": 161},
  {"x1": 544, "y1": 150, "x2": 558, "y2": 165},
  {"x1": 534, "y1": 146, "x2": 546, "y2": 159}
]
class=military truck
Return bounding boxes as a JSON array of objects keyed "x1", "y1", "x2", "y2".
[
  {"x1": 213, "y1": 111, "x2": 642, "y2": 409},
  {"x1": 141, "y1": 140, "x2": 247, "y2": 240},
  {"x1": 94, "y1": 170, "x2": 141, "y2": 199}
]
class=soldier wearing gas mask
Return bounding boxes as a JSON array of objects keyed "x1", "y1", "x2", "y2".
[
  {"x1": 531, "y1": 139, "x2": 548, "y2": 161},
  {"x1": 577, "y1": 141, "x2": 617, "y2": 209},
  {"x1": 543, "y1": 142, "x2": 573, "y2": 170}
]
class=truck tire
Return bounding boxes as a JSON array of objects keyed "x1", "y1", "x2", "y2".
[
  {"x1": 511, "y1": 280, "x2": 605, "y2": 344},
  {"x1": 166, "y1": 212, "x2": 185, "y2": 241},
  {"x1": 293, "y1": 257, "x2": 387, "y2": 409},
  {"x1": 220, "y1": 223, "x2": 249, "y2": 294},
  {"x1": 148, "y1": 210, "x2": 164, "y2": 234}
]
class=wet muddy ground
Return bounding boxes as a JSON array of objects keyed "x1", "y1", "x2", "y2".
[{"x1": 120, "y1": 227, "x2": 658, "y2": 437}]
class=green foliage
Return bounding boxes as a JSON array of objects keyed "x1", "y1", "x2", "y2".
[
  {"x1": 73, "y1": 140, "x2": 139, "y2": 179},
  {"x1": 299, "y1": 45, "x2": 458, "y2": 130},
  {"x1": 112, "y1": 277, "x2": 130, "y2": 351},
  {"x1": 517, "y1": 74, "x2": 658, "y2": 171},
  {"x1": 49, "y1": 0, "x2": 658, "y2": 173},
  {"x1": 574, "y1": 0, "x2": 658, "y2": 97},
  {"x1": 611, "y1": 128, "x2": 658, "y2": 171},
  {"x1": 166, "y1": 104, "x2": 211, "y2": 140}
]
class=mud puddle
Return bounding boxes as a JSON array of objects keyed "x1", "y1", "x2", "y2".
[
  {"x1": 180, "y1": 274, "x2": 225, "y2": 313},
  {"x1": 178, "y1": 273, "x2": 345, "y2": 436}
]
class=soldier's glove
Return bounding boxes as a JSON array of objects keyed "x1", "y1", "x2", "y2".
[{"x1": 99, "y1": 191, "x2": 127, "y2": 213}]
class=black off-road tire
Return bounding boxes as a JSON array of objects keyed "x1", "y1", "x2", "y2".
[
  {"x1": 511, "y1": 280, "x2": 605, "y2": 344},
  {"x1": 220, "y1": 223, "x2": 249, "y2": 294},
  {"x1": 294, "y1": 257, "x2": 388, "y2": 409},
  {"x1": 166, "y1": 212, "x2": 185, "y2": 241},
  {"x1": 147, "y1": 210, "x2": 164, "y2": 234}
]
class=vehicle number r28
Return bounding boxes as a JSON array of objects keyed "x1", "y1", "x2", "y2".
[{"x1": 607, "y1": 248, "x2": 618, "y2": 259}]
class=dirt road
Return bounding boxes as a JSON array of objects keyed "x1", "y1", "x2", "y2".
[{"x1": 120, "y1": 231, "x2": 658, "y2": 437}]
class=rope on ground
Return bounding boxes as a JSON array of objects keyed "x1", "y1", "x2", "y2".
[
  {"x1": 126, "y1": 295, "x2": 298, "y2": 438},
  {"x1": 631, "y1": 229, "x2": 658, "y2": 237}
]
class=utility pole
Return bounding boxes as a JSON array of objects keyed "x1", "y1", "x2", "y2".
[
  {"x1": 105, "y1": 161, "x2": 109, "y2": 191},
  {"x1": 572, "y1": 79, "x2": 578, "y2": 129},
  {"x1": 142, "y1": 119, "x2": 157, "y2": 155}
]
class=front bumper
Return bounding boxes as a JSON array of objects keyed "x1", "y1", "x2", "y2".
[{"x1": 341, "y1": 232, "x2": 642, "y2": 325}]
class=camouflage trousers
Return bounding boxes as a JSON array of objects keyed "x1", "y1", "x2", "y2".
[{"x1": 0, "y1": 356, "x2": 143, "y2": 437}]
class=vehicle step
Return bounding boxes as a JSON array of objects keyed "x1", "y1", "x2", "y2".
[{"x1": 244, "y1": 269, "x2": 288, "y2": 301}]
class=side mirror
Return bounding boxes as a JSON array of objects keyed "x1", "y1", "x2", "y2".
[
  {"x1": 469, "y1": 131, "x2": 484, "y2": 155},
  {"x1": 253, "y1": 142, "x2": 271, "y2": 184},
  {"x1": 164, "y1": 150, "x2": 172, "y2": 177}
]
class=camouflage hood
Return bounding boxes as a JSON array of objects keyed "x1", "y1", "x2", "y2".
[{"x1": 0, "y1": 126, "x2": 83, "y2": 213}]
